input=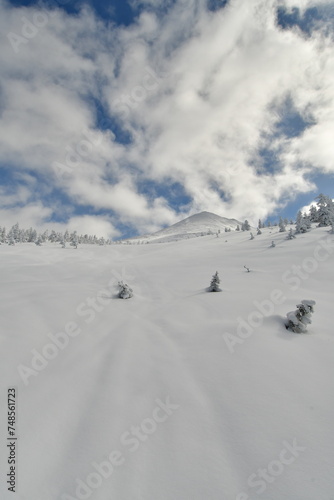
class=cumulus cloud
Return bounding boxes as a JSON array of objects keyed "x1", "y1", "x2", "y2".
[{"x1": 0, "y1": 0, "x2": 333, "y2": 236}]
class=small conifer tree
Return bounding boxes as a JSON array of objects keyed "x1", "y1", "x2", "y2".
[{"x1": 209, "y1": 271, "x2": 221, "y2": 292}]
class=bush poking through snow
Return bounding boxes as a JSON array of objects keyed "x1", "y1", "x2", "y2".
[
  {"x1": 209, "y1": 271, "x2": 221, "y2": 292},
  {"x1": 286, "y1": 300, "x2": 316, "y2": 333},
  {"x1": 244, "y1": 265, "x2": 250, "y2": 272},
  {"x1": 270, "y1": 240, "x2": 275, "y2": 248},
  {"x1": 118, "y1": 281, "x2": 133, "y2": 299}
]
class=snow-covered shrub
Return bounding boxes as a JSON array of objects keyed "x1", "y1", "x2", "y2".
[
  {"x1": 250, "y1": 232, "x2": 254, "y2": 240},
  {"x1": 257, "y1": 228, "x2": 262, "y2": 235},
  {"x1": 286, "y1": 300, "x2": 316, "y2": 333},
  {"x1": 35, "y1": 237, "x2": 43, "y2": 246},
  {"x1": 270, "y1": 240, "x2": 275, "y2": 248},
  {"x1": 118, "y1": 281, "x2": 133, "y2": 299},
  {"x1": 208, "y1": 271, "x2": 221, "y2": 292}
]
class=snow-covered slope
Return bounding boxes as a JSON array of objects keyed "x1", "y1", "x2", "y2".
[
  {"x1": 130, "y1": 211, "x2": 243, "y2": 243},
  {"x1": 0, "y1": 225, "x2": 333, "y2": 500}
]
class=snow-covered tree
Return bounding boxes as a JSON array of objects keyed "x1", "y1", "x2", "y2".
[
  {"x1": 27, "y1": 228, "x2": 37, "y2": 242},
  {"x1": 304, "y1": 213, "x2": 311, "y2": 231},
  {"x1": 41, "y1": 230, "x2": 48, "y2": 242},
  {"x1": 11, "y1": 222, "x2": 20, "y2": 242},
  {"x1": 208, "y1": 271, "x2": 221, "y2": 292},
  {"x1": 286, "y1": 228, "x2": 296, "y2": 240},
  {"x1": 257, "y1": 228, "x2": 262, "y2": 235},
  {"x1": 241, "y1": 220, "x2": 250, "y2": 231},
  {"x1": 315, "y1": 194, "x2": 334, "y2": 227},
  {"x1": 236, "y1": 225, "x2": 240, "y2": 231},
  {"x1": 118, "y1": 281, "x2": 133, "y2": 299},
  {"x1": 278, "y1": 217, "x2": 286, "y2": 232},
  {"x1": 286, "y1": 300, "x2": 316, "y2": 333},
  {"x1": 250, "y1": 232, "x2": 254, "y2": 240},
  {"x1": 70, "y1": 231, "x2": 78, "y2": 249},
  {"x1": 309, "y1": 205, "x2": 318, "y2": 222},
  {"x1": 49, "y1": 230, "x2": 58, "y2": 243},
  {"x1": 295, "y1": 210, "x2": 310, "y2": 234},
  {"x1": 0, "y1": 227, "x2": 6, "y2": 243},
  {"x1": 258, "y1": 219, "x2": 263, "y2": 229},
  {"x1": 35, "y1": 237, "x2": 43, "y2": 246}
]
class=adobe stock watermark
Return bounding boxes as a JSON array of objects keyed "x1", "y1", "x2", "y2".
[
  {"x1": 223, "y1": 235, "x2": 333, "y2": 353},
  {"x1": 7, "y1": 0, "x2": 71, "y2": 54},
  {"x1": 60, "y1": 396, "x2": 179, "y2": 500},
  {"x1": 52, "y1": 129, "x2": 103, "y2": 180},
  {"x1": 236, "y1": 438, "x2": 306, "y2": 499},
  {"x1": 17, "y1": 266, "x2": 135, "y2": 386}
]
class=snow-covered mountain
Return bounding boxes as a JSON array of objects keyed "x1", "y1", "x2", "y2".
[{"x1": 131, "y1": 211, "x2": 243, "y2": 243}]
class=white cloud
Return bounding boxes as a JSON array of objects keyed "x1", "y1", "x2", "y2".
[
  {"x1": 0, "y1": 0, "x2": 333, "y2": 234},
  {"x1": 64, "y1": 215, "x2": 120, "y2": 239},
  {"x1": 0, "y1": 203, "x2": 53, "y2": 229}
]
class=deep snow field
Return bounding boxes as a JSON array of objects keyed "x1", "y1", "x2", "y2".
[{"x1": 1, "y1": 224, "x2": 334, "y2": 500}]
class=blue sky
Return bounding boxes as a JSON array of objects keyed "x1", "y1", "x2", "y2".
[{"x1": 0, "y1": 0, "x2": 334, "y2": 238}]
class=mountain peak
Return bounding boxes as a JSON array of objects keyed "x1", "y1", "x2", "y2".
[{"x1": 133, "y1": 211, "x2": 243, "y2": 243}]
